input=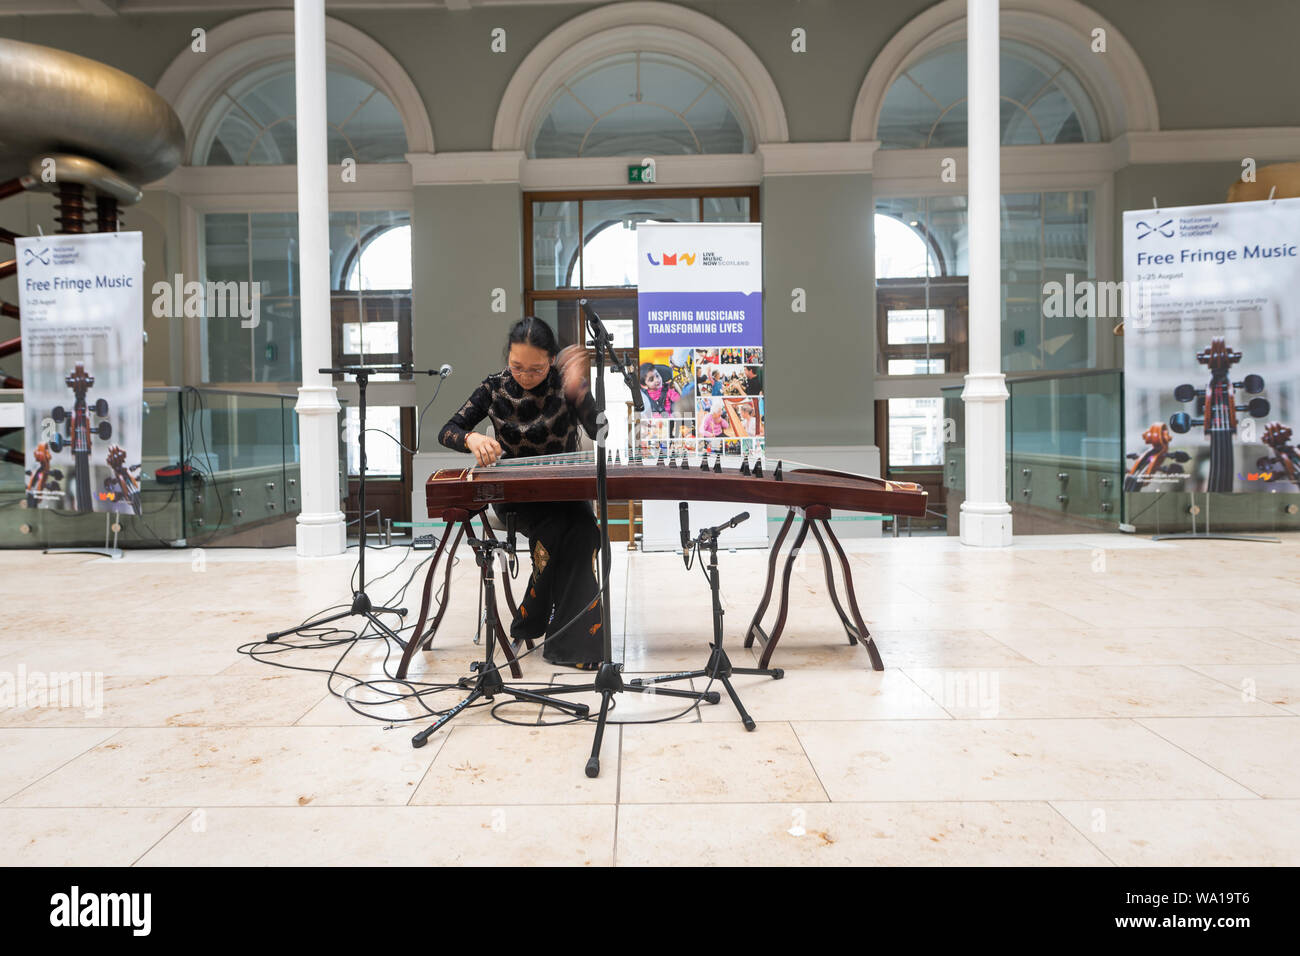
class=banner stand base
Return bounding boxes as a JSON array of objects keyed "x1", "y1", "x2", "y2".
[
  {"x1": 43, "y1": 512, "x2": 124, "y2": 559},
  {"x1": 44, "y1": 547, "x2": 124, "y2": 560},
  {"x1": 1151, "y1": 533, "x2": 1280, "y2": 543}
]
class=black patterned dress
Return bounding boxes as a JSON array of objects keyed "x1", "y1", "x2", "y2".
[{"x1": 439, "y1": 367, "x2": 604, "y2": 665}]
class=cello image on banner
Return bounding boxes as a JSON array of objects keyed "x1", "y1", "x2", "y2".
[
  {"x1": 1124, "y1": 423, "x2": 1190, "y2": 491},
  {"x1": 1257, "y1": 422, "x2": 1300, "y2": 486},
  {"x1": 1168, "y1": 338, "x2": 1270, "y2": 493}
]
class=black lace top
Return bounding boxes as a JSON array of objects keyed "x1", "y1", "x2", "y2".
[{"x1": 439, "y1": 367, "x2": 600, "y2": 459}]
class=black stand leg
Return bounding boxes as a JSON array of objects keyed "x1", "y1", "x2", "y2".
[{"x1": 631, "y1": 515, "x2": 781, "y2": 732}]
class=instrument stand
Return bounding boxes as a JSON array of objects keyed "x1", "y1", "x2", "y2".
[
  {"x1": 746, "y1": 505, "x2": 884, "y2": 671},
  {"x1": 264, "y1": 365, "x2": 409, "y2": 645},
  {"x1": 395, "y1": 507, "x2": 531, "y2": 681},
  {"x1": 411, "y1": 534, "x2": 590, "y2": 747},
  {"x1": 629, "y1": 516, "x2": 782, "y2": 730}
]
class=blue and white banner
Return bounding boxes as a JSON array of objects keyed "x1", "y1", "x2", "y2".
[
  {"x1": 636, "y1": 221, "x2": 768, "y2": 550},
  {"x1": 636, "y1": 222, "x2": 765, "y2": 465},
  {"x1": 17, "y1": 232, "x2": 144, "y2": 514},
  {"x1": 1122, "y1": 198, "x2": 1300, "y2": 493}
]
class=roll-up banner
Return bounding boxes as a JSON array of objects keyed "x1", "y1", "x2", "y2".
[
  {"x1": 17, "y1": 232, "x2": 144, "y2": 515},
  {"x1": 636, "y1": 221, "x2": 767, "y2": 549},
  {"x1": 1122, "y1": 198, "x2": 1300, "y2": 495}
]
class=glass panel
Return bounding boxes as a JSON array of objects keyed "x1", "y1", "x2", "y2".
[
  {"x1": 532, "y1": 200, "x2": 581, "y2": 291},
  {"x1": 253, "y1": 298, "x2": 301, "y2": 383},
  {"x1": 345, "y1": 405, "x2": 403, "y2": 477},
  {"x1": 887, "y1": 309, "x2": 945, "y2": 344},
  {"x1": 581, "y1": 197, "x2": 698, "y2": 288},
  {"x1": 888, "y1": 397, "x2": 945, "y2": 467},
  {"x1": 251, "y1": 212, "x2": 299, "y2": 299},
  {"x1": 0, "y1": 388, "x2": 308, "y2": 548},
  {"x1": 703, "y1": 196, "x2": 749, "y2": 223},
  {"x1": 343, "y1": 321, "x2": 400, "y2": 355},
  {"x1": 888, "y1": 358, "x2": 946, "y2": 375}
]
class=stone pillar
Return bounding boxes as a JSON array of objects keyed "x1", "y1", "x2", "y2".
[
  {"x1": 292, "y1": 0, "x2": 346, "y2": 556},
  {"x1": 959, "y1": 0, "x2": 1012, "y2": 547}
]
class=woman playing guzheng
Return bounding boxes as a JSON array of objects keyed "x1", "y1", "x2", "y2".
[{"x1": 438, "y1": 316, "x2": 604, "y2": 668}]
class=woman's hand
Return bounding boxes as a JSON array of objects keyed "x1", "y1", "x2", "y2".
[
  {"x1": 466, "y1": 433, "x2": 503, "y2": 467},
  {"x1": 556, "y1": 344, "x2": 589, "y2": 402}
]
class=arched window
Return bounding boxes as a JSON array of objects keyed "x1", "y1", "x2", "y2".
[
  {"x1": 529, "y1": 51, "x2": 752, "y2": 158},
  {"x1": 877, "y1": 38, "x2": 1101, "y2": 150},
  {"x1": 194, "y1": 63, "x2": 409, "y2": 165},
  {"x1": 343, "y1": 224, "x2": 413, "y2": 291},
  {"x1": 875, "y1": 213, "x2": 942, "y2": 279}
]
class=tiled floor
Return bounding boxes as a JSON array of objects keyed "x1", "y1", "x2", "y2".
[{"x1": 1, "y1": 532, "x2": 1298, "y2": 866}]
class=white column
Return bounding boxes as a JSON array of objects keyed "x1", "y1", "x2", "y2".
[
  {"x1": 292, "y1": 0, "x2": 346, "y2": 556},
  {"x1": 959, "y1": 0, "x2": 1012, "y2": 547}
]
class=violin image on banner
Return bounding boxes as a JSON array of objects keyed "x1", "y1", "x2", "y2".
[
  {"x1": 1257, "y1": 422, "x2": 1300, "y2": 485},
  {"x1": 46, "y1": 362, "x2": 113, "y2": 511},
  {"x1": 1168, "y1": 338, "x2": 1269, "y2": 493},
  {"x1": 1124, "y1": 422, "x2": 1190, "y2": 491}
]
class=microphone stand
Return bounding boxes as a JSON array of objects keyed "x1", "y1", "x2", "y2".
[
  {"x1": 565, "y1": 300, "x2": 720, "y2": 777},
  {"x1": 629, "y1": 507, "x2": 783, "y2": 729},
  {"x1": 264, "y1": 363, "x2": 445, "y2": 646}
]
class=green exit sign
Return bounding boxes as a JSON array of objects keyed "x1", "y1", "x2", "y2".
[{"x1": 628, "y1": 163, "x2": 656, "y2": 183}]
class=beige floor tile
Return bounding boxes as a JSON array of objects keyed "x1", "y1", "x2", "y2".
[
  {"x1": 904, "y1": 665, "x2": 1291, "y2": 719},
  {"x1": 0, "y1": 808, "x2": 189, "y2": 866},
  {"x1": 0, "y1": 728, "x2": 120, "y2": 802},
  {"x1": 1051, "y1": 799, "x2": 1300, "y2": 866},
  {"x1": 616, "y1": 801, "x2": 1110, "y2": 866},
  {"x1": 696, "y1": 669, "x2": 949, "y2": 722},
  {"x1": 4, "y1": 727, "x2": 440, "y2": 807},
  {"x1": 749, "y1": 627, "x2": 1033, "y2": 670},
  {"x1": 0, "y1": 673, "x2": 327, "y2": 728},
  {"x1": 619, "y1": 721, "x2": 828, "y2": 804},
  {"x1": 1136, "y1": 717, "x2": 1300, "y2": 798},
  {"x1": 982, "y1": 627, "x2": 1299, "y2": 667},
  {"x1": 411, "y1": 724, "x2": 617, "y2": 805},
  {"x1": 1187, "y1": 663, "x2": 1300, "y2": 714},
  {"x1": 0, "y1": 636, "x2": 248, "y2": 676},
  {"x1": 136, "y1": 805, "x2": 614, "y2": 866},
  {"x1": 791, "y1": 719, "x2": 1255, "y2": 802}
]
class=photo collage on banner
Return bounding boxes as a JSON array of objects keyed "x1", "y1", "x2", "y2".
[{"x1": 635, "y1": 222, "x2": 764, "y2": 464}]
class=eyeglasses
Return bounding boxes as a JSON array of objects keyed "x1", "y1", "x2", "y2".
[{"x1": 510, "y1": 363, "x2": 549, "y2": 377}]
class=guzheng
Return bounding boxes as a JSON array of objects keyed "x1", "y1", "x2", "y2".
[{"x1": 426, "y1": 453, "x2": 927, "y2": 517}]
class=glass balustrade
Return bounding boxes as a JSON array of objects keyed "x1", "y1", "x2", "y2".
[{"x1": 0, "y1": 387, "x2": 302, "y2": 549}]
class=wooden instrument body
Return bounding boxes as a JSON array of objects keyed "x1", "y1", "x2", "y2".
[{"x1": 427, "y1": 462, "x2": 928, "y2": 517}]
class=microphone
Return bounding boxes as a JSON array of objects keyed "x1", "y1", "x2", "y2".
[
  {"x1": 439, "y1": 364, "x2": 453, "y2": 378},
  {"x1": 702, "y1": 511, "x2": 749, "y2": 539},
  {"x1": 678, "y1": 501, "x2": 691, "y2": 560}
]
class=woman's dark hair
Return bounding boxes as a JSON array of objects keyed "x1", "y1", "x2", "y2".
[
  {"x1": 504, "y1": 316, "x2": 558, "y2": 360},
  {"x1": 639, "y1": 362, "x2": 657, "y2": 385}
]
